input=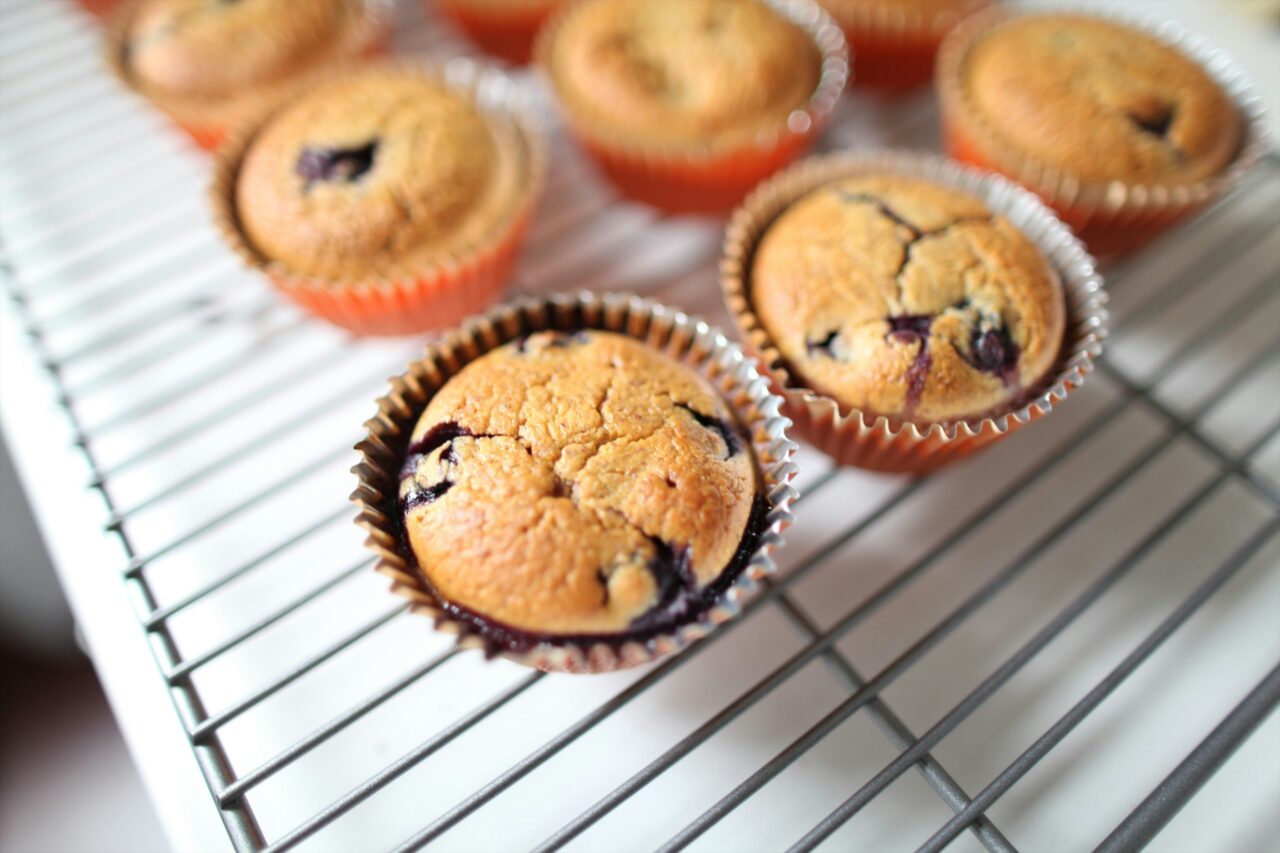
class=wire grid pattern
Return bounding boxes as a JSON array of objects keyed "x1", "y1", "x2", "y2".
[{"x1": 2, "y1": 2, "x2": 1279, "y2": 851}]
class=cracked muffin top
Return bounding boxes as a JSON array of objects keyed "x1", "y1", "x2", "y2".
[
  {"x1": 750, "y1": 174, "x2": 1065, "y2": 423},
  {"x1": 543, "y1": 0, "x2": 821, "y2": 147},
  {"x1": 234, "y1": 67, "x2": 527, "y2": 280},
  {"x1": 398, "y1": 330, "x2": 762, "y2": 642},
  {"x1": 959, "y1": 14, "x2": 1241, "y2": 185},
  {"x1": 125, "y1": 0, "x2": 369, "y2": 96}
]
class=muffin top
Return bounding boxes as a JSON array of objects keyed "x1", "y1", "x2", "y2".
[
  {"x1": 398, "y1": 331, "x2": 761, "y2": 641},
  {"x1": 750, "y1": 175, "x2": 1065, "y2": 423},
  {"x1": 960, "y1": 14, "x2": 1241, "y2": 185},
  {"x1": 234, "y1": 67, "x2": 526, "y2": 280},
  {"x1": 544, "y1": 0, "x2": 821, "y2": 147},
  {"x1": 126, "y1": 0, "x2": 364, "y2": 96}
]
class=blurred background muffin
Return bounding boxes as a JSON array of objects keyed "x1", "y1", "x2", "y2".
[
  {"x1": 106, "y1": 0, "x2": 388, "y2": 150},
  {"x1": 937, "y1": 10, "x2": 1262, "y2": 254},
  {"x1": 537, "y1": 0, "x2": 847, "y2": 213}
]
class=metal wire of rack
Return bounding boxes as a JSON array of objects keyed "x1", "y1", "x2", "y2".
[{"x1": 1, "y1": 1, "x2": 1278, "y2": 852}]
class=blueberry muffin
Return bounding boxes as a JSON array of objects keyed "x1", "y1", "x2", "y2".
[
  {"x1": 232, "y1": 66, "x2": 529, "y2": 281},
  {"x1": 536, "y1": 0, "x2": 843, "y2": 212},
  {"x1": 543, "y1": 0, "x2": 821, "y2": 148},
  {"x1": 945, "y1": 13, "x2": 1242, "y2": 187},
  {"x1": 750, "y1": 174, "x2": 1065, "y2": 422},
  {"x1": 110, "y1": 0, "x2": 386, "y2": 148},
  {"x1": 397, "y1": 330, "x2": 764, "y2": 647}
]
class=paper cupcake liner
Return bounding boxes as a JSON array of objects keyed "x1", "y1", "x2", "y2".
[
  {"x1": 936, "y1": 6, "x2": 1269, "y2": 256},
  {"x1": 722, "y1": 149, "x2": 1109, "y2": 474},
  {"x1": 434, "y1": 0, "x2": 565, "y2": 64},
  {"x1": 351, "y1": 291, "x2": 800, "y2": 673},
  {"x1": 104, "y1": 0, "x2": 391, "y2": 152},
  {"x1": 534, "y1": 0, "x2": 849, "y2": 214},
  {"x1": 210, "y1": 58, "x2": 547, "y2": 337},
  {"x1": 821, "y1": 0, "x2": 993, "y2": 90}
]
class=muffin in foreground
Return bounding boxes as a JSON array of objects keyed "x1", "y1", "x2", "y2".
[
  {"x1": 817, "y1": 0, "x2": 993, "y2": 90},
  {"x1": 211, "y1": 62, "x2": 544, "y2": 336},
  {"x1": 434, "y1": 0, "x2": 567, "y2": 64},
  {"x1": 536, "y1": 0, "x2": 847, "y2": 213},
  {"x1": 352, "y1": 295, "x2": 798, "y2": 673},
  {"x1": 106, "y1": 0, "x2": 388, "y2": 150},
  {"x1": 723, "y1": 151, "x2": 1107, "y2": 473},
  {"x1": 937, "y1": 10, "x2": 1262, "y2": 254}
]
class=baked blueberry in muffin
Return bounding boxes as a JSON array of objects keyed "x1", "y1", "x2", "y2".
[
  {"x1": 750, "y1": 174, "x2": 1065, "y2": 422},
  {"x1": 396, "y1": 330, "x2": 765, "y2": 650}
]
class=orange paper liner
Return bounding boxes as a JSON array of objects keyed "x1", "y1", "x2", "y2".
[
  {"x1": 935, "y1": 7, "x2": 1269, "y2": 256},
  {"x1": 210, "y1": 58, "x2": 547, "y2": 337},
  {"x1": 822, "y1": 0, "x2": 994, "y2": 90},
  {"x1": 104, "y1": 0, "x2": 391, "y2": 152},
  {"x1": 722, "y1": 150, "x2": 1109, "y2": 474},
  {"x1": 79, "y1": 0, "x2": 124, "y2": 20},
  {"x1": 434, "y1": 0, "x2": 565, "y2": 64},
  {"x1": 351, "y1": 292, "x2": 800, "y2": 673},
  {"x1": 534, "y1": 0, "x2": 849, "y2": 215}
]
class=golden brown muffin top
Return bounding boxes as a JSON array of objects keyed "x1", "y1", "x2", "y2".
[
  {"x1": 544, "y1": 0, "x2": 821, "y2": 147},
  {"x1": 126, "y1": 0, "x2": 360, "y2": 96},
  {"x1": 399, "y1": 331, "x2": 760, "y2": 638},
  {"x1": 234, "y1": 68, "x2": 526, "y2": 280},
  {"x1": 751, "y1": 175, "x2": 1065, "y2": 422},
  {"x1": 961, "y1": 14, "x2": 1241, "y2": 184}
]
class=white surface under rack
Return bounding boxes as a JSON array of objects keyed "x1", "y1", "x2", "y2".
[{"x1": 1, "y1": 1, "x2": 1279, "y2": 852}]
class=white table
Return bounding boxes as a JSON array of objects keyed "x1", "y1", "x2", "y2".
[{"x1": 1, "y1": 1, "x2": 1278, "y2": 851}]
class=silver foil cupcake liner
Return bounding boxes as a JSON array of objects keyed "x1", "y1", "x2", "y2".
[
  {"x1": 722, "y1": 149, "x2": 1109, "y2": 473},
  {"x1": 351, "y1": 292, "x2": 800, "y2": 673},
  {"x1": 936, "y1": 5, "x2": 1269, "y2": 253}
]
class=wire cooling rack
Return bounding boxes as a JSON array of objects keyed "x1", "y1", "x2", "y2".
[{"x1": 2, "y1": 2, "x2": 1278, "y2": 851}]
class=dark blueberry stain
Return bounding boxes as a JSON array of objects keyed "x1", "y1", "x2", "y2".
[
  {"x1": 513, "y1": 330, "x2": 591, "y2": 353},
  {"x1": 296, "y1": 141, "x2": 378, "y2": 188},
  {"x1": 968, "y1": 326, "x2": 1020, "y2": 388},
  {"x1": 403, "y1": 422, "x2": 473, "y2": 469},
  {"x1": 885, "y1": 315, "x2": 935, "y2": 415},
  {"x1": 675, "y1": 402, "x2": 741, "y2": 458},
  {"x1": 628, "y1": 537, "x2": 696, "y2": 633},
  {"x1": 400, "y1": 422, "x2": 476, "y2": 510},
  {"x1": 886, "y1": 313, "x2": 934, "y2": 347},
  {"x1": 550, "y1": 476, "x2": 573, "y2": 499},
  {"x1": 395, "y1": 493, "x2": 771, "y2": 656},
  {"x1": 596, "y1": 568, "x2": 610, "y2": 606},
  {"x1": 806, "y1": 329, "x2": 840, "y2": 357},
  {"x1": 402, "y1": 480, "x2": 453, "y2": 511},
  {"x1": 1126, "y1": 104, "x2": 1176, "y2": 139},
  {"x1": 904, "y1": 347, "x2": 932, "y2": 414}
]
